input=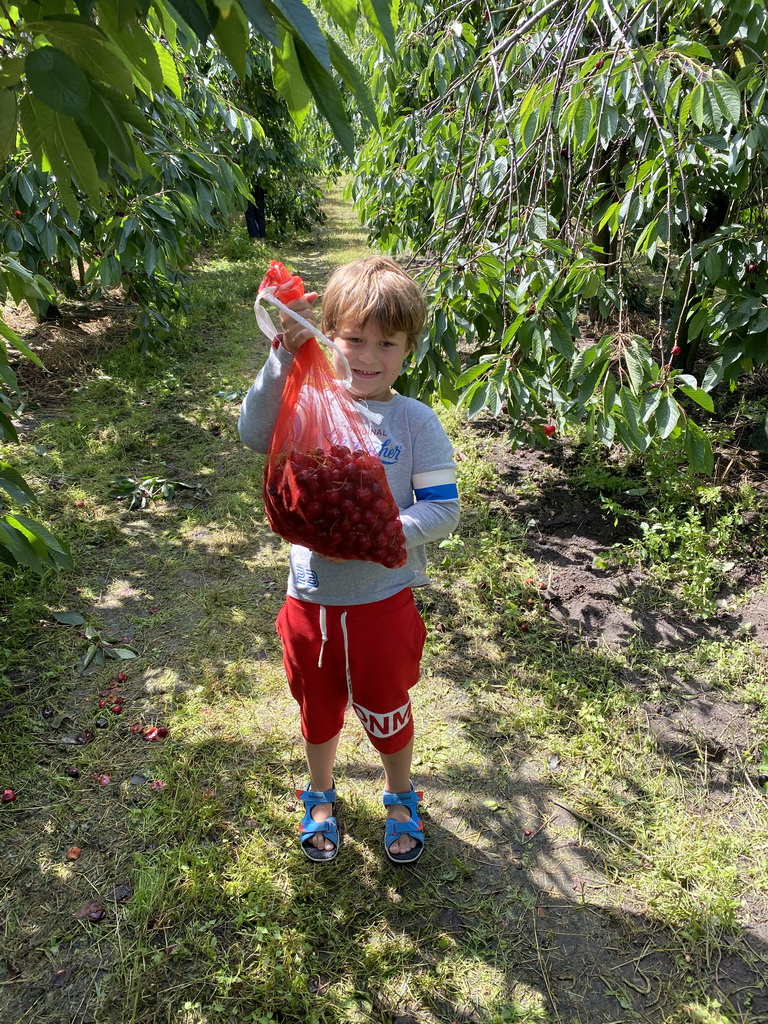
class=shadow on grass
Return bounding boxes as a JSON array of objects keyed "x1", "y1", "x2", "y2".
[{"x1": 3, "y1": 572, "x2": 767, "y2": 1024}]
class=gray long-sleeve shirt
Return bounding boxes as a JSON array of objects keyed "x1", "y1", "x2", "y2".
[{"x1": 239, "y1": 341, "x2": 460, "y2": 605}]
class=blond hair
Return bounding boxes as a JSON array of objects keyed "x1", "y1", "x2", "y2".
[{"x1": 321, "y1": 256, "x2": 426, "y2": 354}]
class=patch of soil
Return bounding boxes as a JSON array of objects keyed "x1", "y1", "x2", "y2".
[{"x1": 477, "y1": 428, "x2": 765, "y2": 652}]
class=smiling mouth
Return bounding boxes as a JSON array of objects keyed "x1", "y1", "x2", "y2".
[{"x1": 353, "y1": 369, "x2": 379, "y2": 377}]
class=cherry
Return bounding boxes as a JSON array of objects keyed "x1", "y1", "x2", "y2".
[
  {"x1": 116, "y1": 671, "x2": 127, "y2": 683},
  {"x1": 544, "y1": 424, "x2": 556, "y2": 437},
  {"x1": 2, "y1": 789, "x2": 17, "y2": 802},
  {"x1": 156, "y1": 726, "x2": 168, "y2": 738},
  {"x1": 266, "y1": 441, "x2": 407, "y2": 567},
  {"x1": 66, "y1": 766, "x2": 80, "y2": 779},
  {"x1": 13, "y1": 210, "x2": 21, "y2": 217},
  {"x1": 110, "y1": 704, "x2": 122, "y2": 714},
  {"x1": 671, "y1": 345, "x2": 682, "y2": 356}
]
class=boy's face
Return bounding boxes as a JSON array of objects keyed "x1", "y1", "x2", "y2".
[{"x1": 331, "y1": 320, "x2": 409, "y2": 402}]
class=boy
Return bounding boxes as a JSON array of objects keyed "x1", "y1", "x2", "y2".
[{"x1": 238, "y1": 256, "x2": 459, "y2": 864}]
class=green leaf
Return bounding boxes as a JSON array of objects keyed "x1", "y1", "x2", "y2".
[
  {"x1": 26, "y1": 47, "x2": 90, "y2": 119},
  {"x1": 271, "y1": 0, "x2": 330, "y2": 70},
  {"x1": 597, "y1": 412, "x2": 615, "y2": 445},
  {"x1": 572, "y1": 94, "x2": 593, "y2": 146},
  {"x1": 654, "y1": 394, "x2": 680, "y2": 439},
  {"x1": 321, "y1": 0, "x2": 358, "y2": 39},
  {"x1": 599, "y1": 103, "x2": 619, "y2": 147},
  {"x1": 0, "y1": 89, "x2": 17, "y2": 162},
  {"x1": 52, "y1": 611, "x2": 86, "y2": 625},
  {"x1": 0, "y1": 519, "x2": 45, "y2": 573},
  {"x1": 467, "y1": 381, "x2": 489, "y2": 419},
  {"x1": 328, "y1": 36, "x2": 378, "y2": 128},
  {"x1": 684, "y1": 420, "x2": 714, "y2": 474},
  {"x1": 640, "y1": 388, "x2": 662, "y2": 423},
  {"x1": 165, "y1": 0, "x2": 216, "y2": 40},
  {"x1": 712, "y1": 70, "x2": 741, "y2": 126},
  {"x1": 86, "y1": 86, "x2": 136, "y2": 167},
  {"x1": 213, "y1": 4, "x2": 248, "y2": 81},
  {"x1": 8, "y1": 514, "x2": 72, "y2": 567},
  {"x1": 749, "y1": 307, "x2": 768, "y2": 334},
  {"x1": 677, "y1": 384, "x2": 714, "y2": 413},
  {"x1": 95, "y1": 85, "x2": 153, "y2": 135},
  {"x1": 31, "y1": 17, "x2": 134, "y2": 95},
  {"x1": 623, "y1": 338, "x2": 650, "y2": 394},
  {"x1": 241, "y1": 0, "x2": 280, "y2": 46},
  {"x1": 273, "y1": 30, "x2": 311, "y2": 122},
  {"x1": 0, "y1": 315, "x2": 44, "y2": 367},
  {"x1": 455, "y1": 363, "x2": 490, "y2": 388},
  {"x1": 0, "y1": 57, "x2": 24, "y2": 89},
  {"x1": 52, "y1": 112, "x2": 103, "y2": 197},
  {"x1": 359, "y1": 0, "x2": 397, "y2": 54},
  {"x1": 0, "y1": 463, "x2": 37, "y2": 506},
  {"x1": 100, "y1": 12, "x2": 164, "y2": 94},
  {"x1": 690, "y1": 82, "x2": 705, "y2": 129},
  {"x1": 153, "y1": 40, "x2": 182, "y2": 99},
  {"x1": 620, "y1": 390, "x2": 650, "y2": 451},
  {"x1": 294, "y1": 39, "x2": 354, "y2": 157},
  {"x1": 81, "y1": 643, "x2": 99, "y2": 670},
  {"x1": 107, "y1": 646, "x2": 139, "y2": 659}
]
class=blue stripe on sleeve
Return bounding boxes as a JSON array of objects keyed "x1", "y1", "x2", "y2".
[{"x1": 414, "y1": 483, "x2": 459, "y2": 501}]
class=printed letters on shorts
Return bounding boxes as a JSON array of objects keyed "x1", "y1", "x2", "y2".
[{"x1": 353, "y1": 700, "x2": 411, "y2": 738}]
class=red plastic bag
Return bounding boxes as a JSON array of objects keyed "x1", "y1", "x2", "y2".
[{"x1": 258, "y1": 263, "x2": 407, "y2": 568}]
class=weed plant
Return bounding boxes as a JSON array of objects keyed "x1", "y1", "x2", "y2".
[{"x1": 574, "y1": 438, "x2": 765, "y2": 615}]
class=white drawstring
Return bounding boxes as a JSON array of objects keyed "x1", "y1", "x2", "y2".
[
  {"x1": 316, "y1": 607, "x2": 352, "y2": 705},
  {"x1": 340, "y1": 611, "x2": 352, "y2": 706},
  {"x1": 318, "y1": 606, "x2": 328, "y2": 668}
]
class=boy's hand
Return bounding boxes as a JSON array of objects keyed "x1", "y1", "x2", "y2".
[{"x1": 279, "y1": 292, "x2": 318, "y2": 354}]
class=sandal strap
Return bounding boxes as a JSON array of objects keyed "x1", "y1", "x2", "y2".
[
  {"x1": 296, "y1": 786, "x2": 337, "y2": 806},
  {"x1": 382, "y1": 787, "x2": 422, "y2": 809},
  {"x1": 385, "y1": 817, "x2": 424, "y2": 840},
  {"x1": 299, "y1": 815, "x2": 338, "y2": 839}
]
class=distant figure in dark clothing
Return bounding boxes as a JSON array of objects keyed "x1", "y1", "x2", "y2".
[{"x1": 245, "y1": 183, "x2": 266, "y2": 238}]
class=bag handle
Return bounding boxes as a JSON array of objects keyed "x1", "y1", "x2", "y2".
[{"x1": 254, "y1": 288, "x2": 353, "y2": 388}]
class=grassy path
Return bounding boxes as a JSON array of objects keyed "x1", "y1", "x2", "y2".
[{"x1": 2, "y1": 187, "x2": 768, "y2": 1024}]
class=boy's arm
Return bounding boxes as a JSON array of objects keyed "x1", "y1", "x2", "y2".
[
  {"x1": 400, "y1": 415, "x2": 460, "y2": 546},
  {"x1": 239, "y1": 292, "x2": 319, "y2": 452},
  {"x1": 237, "y1": 339, "x2": 294, "y2": 453}
]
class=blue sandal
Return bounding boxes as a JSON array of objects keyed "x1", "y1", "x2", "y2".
[
  {"x1": 383, "y1": 783, "x2": 424, "y2": 864},
  {"x1": 296, "y1": 783, "x2": 339, "y2": 862}
]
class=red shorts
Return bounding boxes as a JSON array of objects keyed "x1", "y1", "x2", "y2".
[{"x1": 275, "y1": 589, "x2": 426, "y2": 754}]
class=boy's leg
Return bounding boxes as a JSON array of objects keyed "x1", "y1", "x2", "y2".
[
  {"x1": 342, "y1": 590, "x2": 426, "y2": 858},
  {"x1": 380, "y1": 737, "x2": 418, "y2": 856},
  {"x1": 304, "y1": 732, "x2": 341, "y2": 853}
]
